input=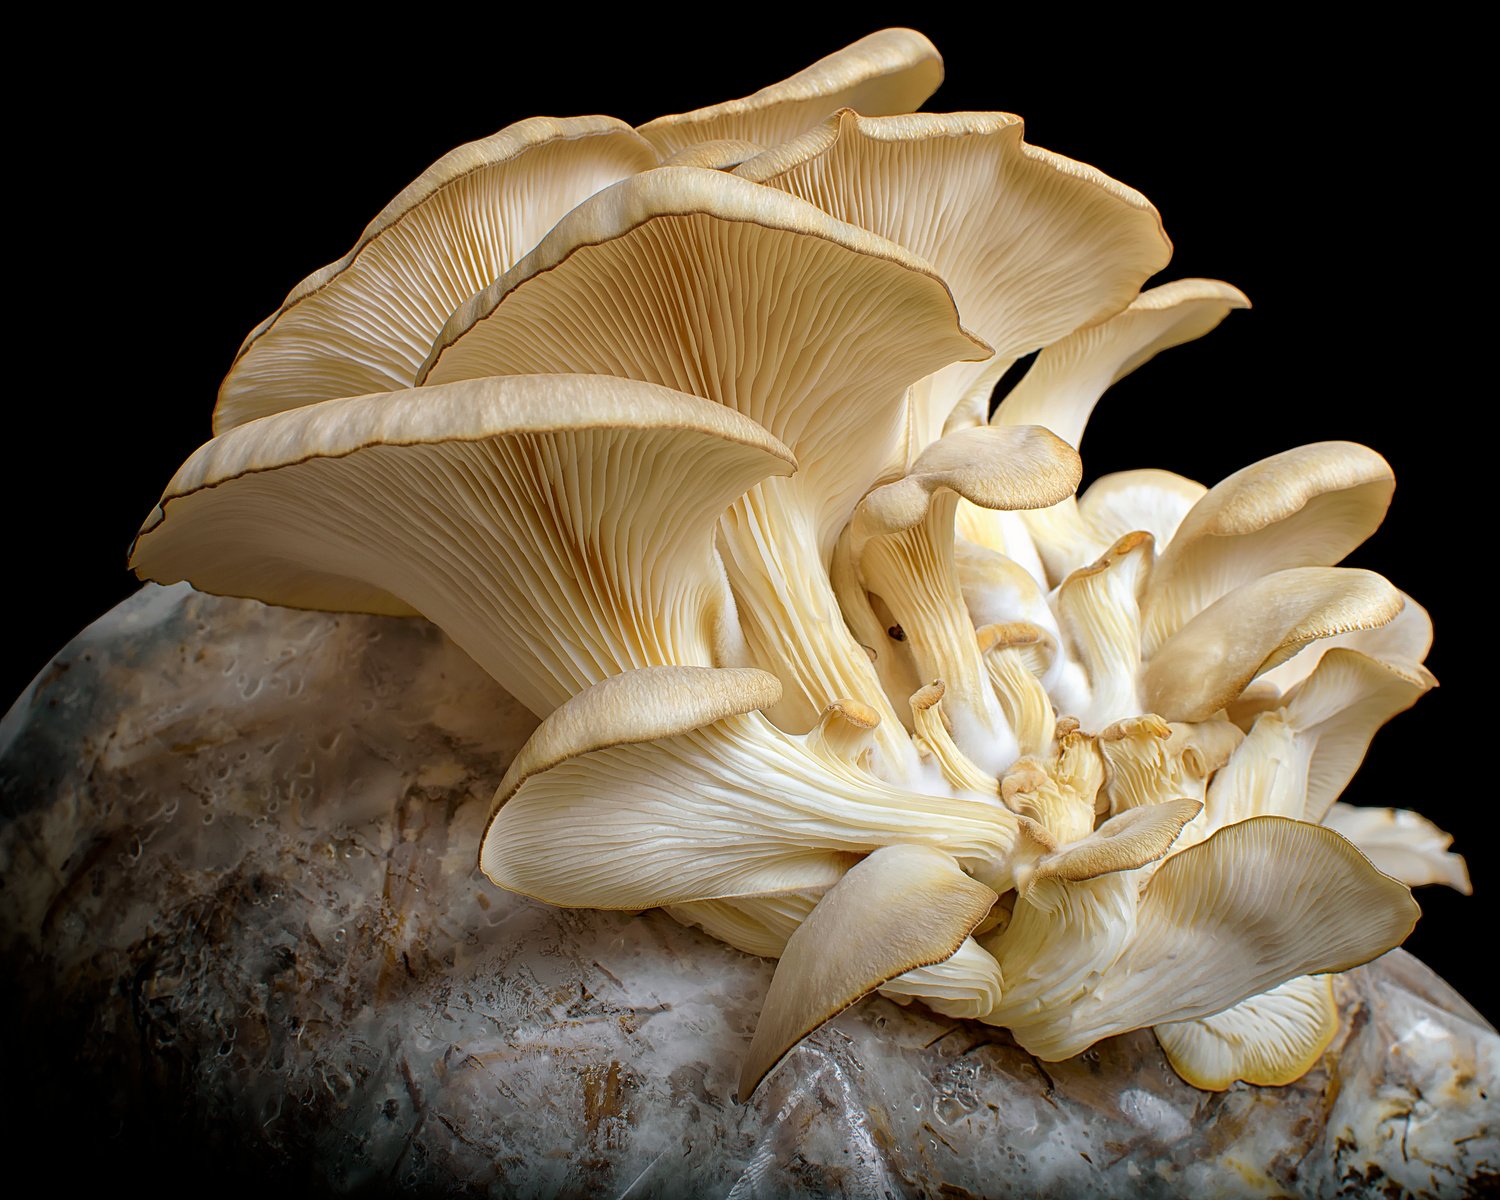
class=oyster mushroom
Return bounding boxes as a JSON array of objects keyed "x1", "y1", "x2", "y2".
[
  {"x1": 127, "y1": 28, "x2": 1469, "y2": 1101},
  {"x1": 214, "y1": 118, "x2": 658, "y2": 432}
]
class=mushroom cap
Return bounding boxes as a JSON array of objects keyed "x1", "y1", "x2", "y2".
[
  {"x1": 740, "y1": 109, "x2": 1172, "y2": 455},
  {"x1": 422, "y1": 165, "x2": 989, "y2": 539},
  {"x1": 637, "y1": 28, "x2": 944, "y2": 159},
  {"x1": 214, "y1": 116, "x2": 657, "y2": 431},
  {"x1": 134, "y1": 374, "x2": 796, "y2": 716},
  {"x1": 739, "y1": 843, "x2": 996, "y2": 1098},
  {"x1": 1144, "y1": 566, "x2": 1403, "y2": 723}
]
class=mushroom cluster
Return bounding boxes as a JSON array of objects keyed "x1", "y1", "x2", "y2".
[{"x1": 131, "y1": 29, "x2": 1469, "y2": 1100}]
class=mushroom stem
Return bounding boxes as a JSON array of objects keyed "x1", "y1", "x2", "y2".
[
  {"x1": 859, "y1": 488, "x2": 1017, "y2": 774},
  {"x1": 718, "y1": 482, "x2": 921, "y2": 780}
]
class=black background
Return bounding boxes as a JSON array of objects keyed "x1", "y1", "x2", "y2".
[{"x1": 11, "y1": 8, "x2": 1489, "y2": 1045}]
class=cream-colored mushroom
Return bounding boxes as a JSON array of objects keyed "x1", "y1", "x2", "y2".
[
  {"x1": 1322, "y1": 805, "x2": 1472, "y2": 894},
  {"x1": 842, "y1": 424, "x2": 1080, "y2": 773},
  {"x1": 739, "y1": 843, "x2": 997, "y2": 1099},
  {"x1": 989, "y1": 279, "x2": 1249, "y2": 585},
  {"x1": 1143, "y1": 567, "x2": 1402, "y2": 723},
  {"x1": 976, "y1": 622, "x2": 1058, "y2": 759},
  {"x1": 483, "y1": 696, "x2": 1024, "y2": 910},
  {"x1": 1052, "y1": 531, "x2": 1155, "y2": 729},
  {"x1": 1139, "y1": 442, "x2": 1396, "y2": 656},
  {"x1": 738, "y1": 109, "x2": 1172, "y2": 462},
  {"x1": 637, "y1": 28, "x2": 943, "y2": 161},
  {"x1": 121, "y1": 29, "x2": 1459, "y2": 1103},
  {"x1": 1153, "y1": 975, "x2": 1339, "y2": 1090},
  {"x1": 133, "y1": 374, "x2": 794, "y2": 717},
  {"x1": 1077, "y1": 469, "x2": 1208, "y2": 551},
  {"x1": 213, "y1": 117, "x2": 657, "y2": 432},
  {"x1": 995, "y1": 279, "x2": 1251, "y2": 450},
  {"x1": 1259, "y1": 589, "x2": 1435, "y2": 693},
  {"x1": 985, "y1": 817, "x2": 1419, "y2": 1059},
  {"x1": 1096, "y1": 715, "x2": 1243, "y2": 817},
  {"x1": 421, "y1": 166, "x2": 990, "y2": 775}
]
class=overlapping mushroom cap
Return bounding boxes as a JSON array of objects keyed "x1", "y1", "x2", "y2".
[{"x1": 132, "y1": 28, "x2": 1466, "y2": 1101}]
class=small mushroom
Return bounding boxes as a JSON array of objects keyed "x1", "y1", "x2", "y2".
[{"x1": 739, "y1": 843, "x2": 997, "y2": 1099}]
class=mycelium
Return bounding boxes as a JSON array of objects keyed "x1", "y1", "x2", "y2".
[{"x1": 132, "y1": 27, "x2": 1468, "y2": 1101}]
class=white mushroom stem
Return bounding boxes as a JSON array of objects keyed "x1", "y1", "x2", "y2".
[
  {"x1": 983, "y1": 868, "x2": 1139, "y2": 1033},
  {"x1": 909, "y1": 682, "x2": 998, "y2": 797},
  {"x1": 718, "y1": 483, "x2": 920, "y2": 776},
  {"x1": 859, "y1": 493, "x2": 1016, "y2": 773},
  {"x1": 1054, "y1": 531, "x2": 1154, "y2": 729},
  {"x1": 977, "y1": 623, "x2": 1057, "y2": 760},
  {"x1": 828, "y1": 538, "x2": 924, "y2": 729}
]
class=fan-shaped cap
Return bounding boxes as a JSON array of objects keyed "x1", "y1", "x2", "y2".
[
  {"x1": 134, "y1": 374, "x2": 795, "y2": 717},
  {"x1": 849, "y1": 426, "x2": 1081, "y2": 552},
  {"x1": 1078, "y1": 469, "x2": 1206, "y2": 549},
  {"x1": 740, "y1": 110, "x2": 1173, "y2": 453},
  {"x1": 488, "y1": 665, "x2": 783, "y2": 813},
  {"x1": 1154, "y1": 975, "x2": 1339, "y2": 1090},
  {"x1": 422, "y1": 166, "x2": 988, "y2": 537},
  {"x1": 994, "y1": 279, "x2": 1249, "y2": 449},
  {"x1": 1143, "y1": 567, "x2": 1402, "y2": 722},
  {"x1": 637, "y1": 29, "x2": 943, "y2": 159},
  {"x1": 1032, "y1": 799, "x2": 1202, "y2": 885},
  {"x1": 739, "y1": 844, "x2": 995, "y2": 1099},
  {"x1": 214, "y1": 116, "x2": 657, "y2": 431},
  {"x1": 1142, "y1": 442, "x2": 1396, "y2": 655},
  {"x1": 996, "y1": 816, "x2": 1418, "y2": 1060},
  {"x1": 419, "y1": 165, "x2": 988, "y2": 757},
  {"x1": 1322, "y1": 805, "x2": 1471, "y2": 894}
]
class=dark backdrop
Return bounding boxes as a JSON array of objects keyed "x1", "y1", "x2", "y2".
[{"x1": 13, "y1": 14, "x2": 1487, "y2": 1028}]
